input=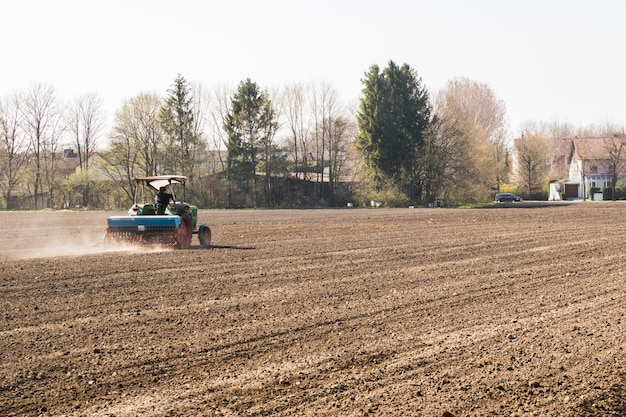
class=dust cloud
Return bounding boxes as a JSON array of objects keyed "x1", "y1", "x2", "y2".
[
  {"x1": 19, "y1": 235, "x2": 170, "y2": 259},
  {"x1": 2, "y1": 210, "x2": 169, "y2": 260}
]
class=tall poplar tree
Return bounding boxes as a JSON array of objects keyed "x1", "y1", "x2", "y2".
[{"x1": 356, "y1": 61, "x2": 432, "y2": 201}]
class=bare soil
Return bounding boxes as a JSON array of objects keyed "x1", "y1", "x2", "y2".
[{"x1": 2, "y1": 202, "x2": 626, "y2": 416}]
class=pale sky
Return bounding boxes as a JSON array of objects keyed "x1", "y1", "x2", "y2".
[{"x1": 2, "y1": 0, "x2": 626, "y2": 139}]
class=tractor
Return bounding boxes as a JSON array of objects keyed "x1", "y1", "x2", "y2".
[{"x1": 105, "y1": 175, "x2": 211, "y2": 249}]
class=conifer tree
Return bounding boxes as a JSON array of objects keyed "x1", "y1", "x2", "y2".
[
  {"x1": 224, "y1": 78, "x2": 276, "y2": 207},
  {"x1": 160, "y1": 74, "x2": 197, "y2": 178},
  {"x1": 356, "y1": 61, "x2": 432, "y2": 201}
]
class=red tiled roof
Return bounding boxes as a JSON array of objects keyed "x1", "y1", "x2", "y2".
[{"x1": 572, "y1": 137, "x2": 618, "y2": 160}]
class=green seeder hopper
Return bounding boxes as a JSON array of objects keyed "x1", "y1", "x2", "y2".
[{"x1": 105, "y1": 175, "x2": 211, "y2": 249}]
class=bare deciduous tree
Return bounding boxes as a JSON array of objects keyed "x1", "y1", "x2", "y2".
[
  {"x1": 102, "y1": 92, "x2": 164, "y2": 202},
  {"x1": 0, "y1": 92, "x2": 29, "y2": 209},
  {"x1": 440, "y1": 78, "x2": 509, "y2": 192},
  {"x1": 515, "y1": 132, "x2": 551, "y2": 196},
  {"x1": 282, "y1": 82, "x2": 312, "y2": 181},
  {"x1": 206, "y1": 85, "x2": 233, "y2": 174},
  {"x1": 603, "y1": 132, "x2": 626, "y2": 200},
  {"x1": 22, "y1": 83, "x2": 64, "y2": 209},
  {"x1": 68, "y1": 93, "x2": 104, "y2": 170},
  {"x1": 310, "y1": 81, "x2": 348, "y2": 203},
  {"x1": 67, "y1": 92, "x2": 105, "y2": 207},
  {"x1": 422, "y1": 110, "x2": 470, "y2": 203},
  {"x1": 281, "y1": 81, "x2": 355, "y2": 205},
  {"x1": 431, "y1": 79, "x2": 505, "y2": 203}
]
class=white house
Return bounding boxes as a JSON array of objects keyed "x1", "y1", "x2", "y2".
[{"x1": 549, "y1": 137, "x2": 622, "y2": 200}]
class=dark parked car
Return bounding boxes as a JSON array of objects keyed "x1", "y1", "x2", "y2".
[{"x1": 495, "y1": 193, "x2": 522, "y2": 202}]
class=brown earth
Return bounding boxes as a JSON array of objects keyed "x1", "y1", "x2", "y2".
[{"x1": 2, "y1": 202, "x2": 626, "y2": 416}]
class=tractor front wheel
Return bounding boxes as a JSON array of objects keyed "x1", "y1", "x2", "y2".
[{"x1": 198, "y1": 225, "x2": 212, "y2": 247}]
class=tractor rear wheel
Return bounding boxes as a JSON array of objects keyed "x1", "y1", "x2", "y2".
[{"x1": 175, "y1": 215, "x2": 192, "y2": 249}]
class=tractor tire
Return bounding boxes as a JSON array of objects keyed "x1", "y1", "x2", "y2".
[
  {"x1": 198, "y1": 225, "x2": 212, "y2": 247},
  {"x1": 175, "y1": 214, "x2": 192, "y2": 249}
]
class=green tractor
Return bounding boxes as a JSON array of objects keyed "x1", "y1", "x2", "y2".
[{"x1": 105, "y1": 175, "x2": 211, "y2": 249}]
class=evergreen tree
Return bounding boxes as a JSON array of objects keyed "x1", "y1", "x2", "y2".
[
  {"x1": 356, "y1": 61, "x2": 432, "y2": 202},
  {"x1": 159, "y1": 74, "x2": 197, "y2": 178},
  {"x1": 224, "y1": 78, "x2": 276, "y2": 207}
]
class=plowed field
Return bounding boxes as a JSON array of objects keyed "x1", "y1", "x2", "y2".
[{"x1": 3, "y1": 202, "x2": 626, "y2": 416}]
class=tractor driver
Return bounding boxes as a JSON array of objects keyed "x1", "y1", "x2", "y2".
[{"x1": 155, "y1": 186, "x2": 174, "y2": 215}]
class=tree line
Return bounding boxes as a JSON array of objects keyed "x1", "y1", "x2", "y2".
[
  {"x1": 2, "y1": 61, "x2": 623, "y2": 210},
  {"x1": 0, "y1": 75, "x2": 356, "y2": 210}
]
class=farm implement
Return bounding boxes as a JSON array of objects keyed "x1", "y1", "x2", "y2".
[{"x1": 105, "y1": 175, "x2": 211, "y2": 249}]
